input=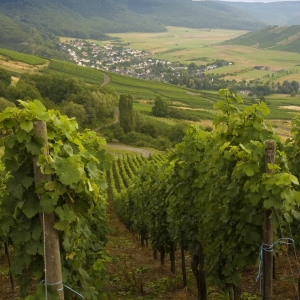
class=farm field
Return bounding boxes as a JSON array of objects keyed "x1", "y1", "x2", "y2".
[
  {"x1": 104, "y1": 27, "x2": 300, "y2": 83},
  {"x1": 0, "y1": 54, "x2": 49, "y2": 74},
  {"x1": 48, "y1": 60, "x2": 104, "y2": 84},
  {"x1": 1, "y1": 32, "x2": 300, "y2": 137},
  {"x1": 223, "y1": 69, "x2": 272, "y2": 82},
  {"x1": 106, "y1": 27, "x2": 248, "y2": 62},
  {"x1": 106, "y1": 72, "x2": 220, "y2": 109}
]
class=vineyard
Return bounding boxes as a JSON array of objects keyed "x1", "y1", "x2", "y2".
[
  {"x1": 0, "y1": 48, "x2": 46, "y2": 65},
  {"x1": 2, "y1": 90, "x2": 300, "y2": 299},
  {"x1": 106, "y1": 72, "x2": 220, "y2": 109},
  {"x1": 48, "y1": 60, "x2": 104, "y2": 84},
  {"x1": 106, "y1": 90, "x2": 300, "y2": 299}
]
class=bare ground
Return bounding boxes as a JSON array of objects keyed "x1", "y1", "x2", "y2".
[{"x1": 106, "y1": 143, "x2": 153, "y2": 158}]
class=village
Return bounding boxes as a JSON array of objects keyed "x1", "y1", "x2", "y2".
[{"x1": 59, "y1": 39, "x2": 226, "y2": 83}]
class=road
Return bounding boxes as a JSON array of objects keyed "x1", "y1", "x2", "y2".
[
  {"x1": 101, "y1": 73, "x2": 111, "y2": 86},
  {"x1": 106, "y1": 143, "x2": 153, "y2": 157}
]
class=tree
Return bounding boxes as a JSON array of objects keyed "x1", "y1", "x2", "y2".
[
  {"x1": 60, "y1": 101, "x2": 87, "y2": 128},
  {"x1": 0, "y1": 97, "x2": 15, "y2": 111},
  {"x1": 169, "y1": 122, "x2": 188, "y2": 143},
  {"x1": 291, "y1": 80, "x2": 299, "y2": 93},
  {"x1": 152, "y1": 96, "x2": 169, "y2": 117},
  {"x1": 0, "y1": 68, "x2": 11, "y2": 87},
  {"x1": 6, "y1": 80, "x2": 42, "y2": 104},
  {"x1": 119, "y1": 94, "x2": 134, "y2": 133}
]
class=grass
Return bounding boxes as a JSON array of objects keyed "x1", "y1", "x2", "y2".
[
  {"x1": 223, "y1": 69, "x2": 272, "y2": 82},
  {"x1": 48, "y1": 60, "x2": 104, "y2": 84},
  {"x1": 133, "y1": 102, "x2": 152, "y2": 113},
  {"x1": 106, "y1": 72, "x2": 219, "y2": 109},
  {"x1": 104, "y1": 27, "x2": 300, "y2": 81},
  {"x1": 223, "y1": 25, "x2": 300, "y2": 53},
  {"x1": 0, "y1": 48, "x2": 46, "y2": 65},
  {"x1": 106, "y1": 27, "x2": 247, "y2": 63}
]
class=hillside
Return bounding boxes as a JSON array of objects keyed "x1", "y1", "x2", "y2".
[
  {"x1": 0, "y1": 12, "x2": 60, "y2": 57},
  {"x1": 288, "y1": 15, "x2": 300, "y2": 25},
  {"x1": 224, "y1": 1, "x2": 300, "y2": 26},
  {"x1": 222, "y1": 25, "x2": 300, "y2": 52},
  {"x1": 0, "y1": 0, "x2": 265, "y2": 41}
]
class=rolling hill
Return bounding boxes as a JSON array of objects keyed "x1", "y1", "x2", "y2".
[
  {"x1": 0, "y1": 12, "x2": 61, "y2": 57},
  {"x1": 222, "y1": 25, "x2": 300, "y2": 53},
  {"x1": 224, "y1": 1, "x2": 300, "y2": 26},
  {"x1": 0, "y1": 0, "x2": 265, "y2": 41}
]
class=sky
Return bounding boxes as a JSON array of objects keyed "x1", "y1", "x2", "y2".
[{"x1": 217, "y1": 0, "x2": 299, "y2": 2}]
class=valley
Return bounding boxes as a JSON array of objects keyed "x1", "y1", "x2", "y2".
[{"x1": 1, "y1": 4, "x2": 300, "y2": 296}]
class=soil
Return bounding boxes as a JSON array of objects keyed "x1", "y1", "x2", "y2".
[
  {"x1": 280, "y1": 106, "x2": 300, "y2": 111},
  {"x1": 103, "y1": 204, "x2": 300, "y2": 300},
  {"x1": 107, "y1": 143, "x2": 153, "y2": 158},
  {"x1": 0, "y1": 56, "x2": 49, "y2": 74},
  {"x1": 102, "y1": 73, "x2": 111, "y2": 86},
  {"x1": 1, "y1": 207, "x2": 300, "y2": 299}
]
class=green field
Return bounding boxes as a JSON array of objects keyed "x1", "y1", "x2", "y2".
[
  {"x1": 223, "y1": 25, "x2": 300, "y2": 52},
  {"x1": 106, "y1": 72, "x2": 220, "y2": 109},
  {"x1": 104, "y1": 26, "x2": 300, "y2": 84},
  {"x1": 107, "y1": 70, "x2": 300, "y2": 127},
  {"x1": 48, "y1": 60, "x2": 104, "y2": 84},
  {"x1": 0, "y1": 48, "x2": 46, "y2": 65},
  {"x1": 107, "y1": 27, "x2": 247, "y2": 64}
]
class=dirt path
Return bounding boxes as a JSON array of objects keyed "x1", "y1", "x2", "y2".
[
  {"x1": 105, "y1": 203, "x2": 300, "y2": 299},
  {"x1": 106, "y1": 143, "x2": 153, "y2": 157},
  {"x1": 104, "y1": 204, "x2": 196, "y2": 299},
  {"x1": 102, "y1": 73, "x2": 111, "y2": 86}
]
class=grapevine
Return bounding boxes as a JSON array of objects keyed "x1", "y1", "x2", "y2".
[
  {"x1": 112, "y1": 89, "x2": 300, "y2": 299},
  {"x1": 0, "y1": 100, "x2": 112, "y2": 299}
]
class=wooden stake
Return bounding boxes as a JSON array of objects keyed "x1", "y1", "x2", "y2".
[
  {"x1": 33, "y1": 121, "x2": 64, "y2": 300},
  {"x1": 181, "y1": 247, "x2": 187, "y2": 287},
  {"x1": 263, "y1": 140, "x2": 276, "y2": 300},
  {"x1": 170, "y1": 242, "x2": 176, "y2": 274}
]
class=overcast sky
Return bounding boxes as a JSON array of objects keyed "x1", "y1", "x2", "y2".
[{"x1": 216, "y1": 0, "x2": 299, "y2": 2}]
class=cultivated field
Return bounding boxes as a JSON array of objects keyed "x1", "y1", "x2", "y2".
[
  {"x1": 0, "y1": 54, "x2": 49, "y2": 74},
  {"x1": 104, "y1": 27, "x2": 300, "y2": 83},
  {"x1": 3, "y1": 26, "x2": 300, "y2": 137}
]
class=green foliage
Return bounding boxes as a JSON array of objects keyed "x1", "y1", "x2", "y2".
[
  {"x1": 0, "y1": 67, "x2": 11, "y2": 87},
  {"x1": 0, "y1": 97, "x2": 15, "y2": 111},
  {"x1": 0, "y1": 100, "x2": 113, "y2": 299},
  {"x1": 112, "y1": 89, "x2": 299, "y2": 298},
  {"x1": 18, "y1": 73, "x2": 117, "y2": 128},
  {"x1": 5, "y1": 79, "x2": 43, "y2": 104},
  {"x1": 152, "y1": 96, "x2": 169, "y2": 117},
  {"x1": 0, "y1": 14, "x2": 60, "y2": 57},
  {"x1": 119, "y1": 94, "x2": 134, "y2": 133}
]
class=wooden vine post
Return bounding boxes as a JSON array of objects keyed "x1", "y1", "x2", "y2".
[
  {"x1": 33, "y1": 121, "x2": 64, "y2": 300},
  {"x1": 263, "y1": 140, "x2": 276, "y2": 300}
]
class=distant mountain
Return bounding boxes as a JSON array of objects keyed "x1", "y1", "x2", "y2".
[
  {"x1": 223, "y1": 1, "x2": 300, "y2": 26},
  {"x1": 287, "y1": 15, "x2": 300, "y2": 26},
  {"x1": 222, "y1": 25, "x2": 300, "y2": 52},
  {"x1": 0, "y1": 0, "x2": 266, "y2": 40}
]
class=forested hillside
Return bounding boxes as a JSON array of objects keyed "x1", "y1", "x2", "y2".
[
  {"x1": 225, "y1": 1, "x2": 300, "y2": 26},
  {"x1": 0, "y1": 0, "x2": 265, "y2": 41},
  {"x1": 222, "y1": 25, "x2": 300, "y2": 52},
  {"x1": 0, "y1": 12, "x2": 60, "y2": 57}
]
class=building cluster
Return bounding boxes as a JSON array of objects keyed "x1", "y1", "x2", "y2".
[{"x1": 59, "y1": 39, "x2": 222, "y2": 82}]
